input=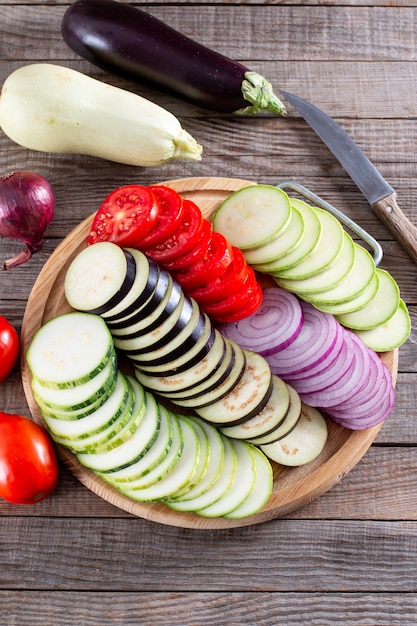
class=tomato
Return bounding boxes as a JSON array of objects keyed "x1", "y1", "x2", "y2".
[
  {"x1": 188, "y1": 247, "x2": 248, "y2": 305},
  {"x1": 0, "y1": 412, "x2": 59, "y2": 504},
  {"x1": 138, "y1": 185, "x2": 185, "y2": 248},
  {"x1": 174, "y1": 232, "x2": 235, "y2": 291},
  {"x1": 203, "y1": 268, "x2": 263, "y2": 322},
  {"x1": 87, "y1": 185, "x2": 160, "y2": 247},
  {"x1": 145, "y1": 199, "x2": 204, "y2": 264},
  {"x1": 0, "y1": 317, "x2": 19, "y2": 383},
  {"x1": 163, "y1": 218, "x2": 212, "y2": 271}
]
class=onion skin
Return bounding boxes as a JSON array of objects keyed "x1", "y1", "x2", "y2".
[{"x1": 0, "y1": 171, "x2": 55, "y2": 270}]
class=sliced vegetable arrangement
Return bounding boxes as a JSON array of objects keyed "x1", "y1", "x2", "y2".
[
  {"x1": 23, "y1": 180, "x2": 407, "y2": 519},
  {"x1": 213, "y1": 185, "x2": 410, "y2": 351},
  {"x1": 63, "y1": 241, "x2": 328, "y2": 461},
  {"x1": 0, "y1": 64, "x2": 202, "y2": 167},
  {"x1": 27, "y1": 311, "x2": 273, "y2": 518},
  {"x1": 219, "y1": 288, "x2": 396, "y2": 430},
  {"x1": 87, "y1": 184, "x2": 263, "y2": 322},
  {"x1": 61, "y1": 0, "x2": 286, "y2": 116}
]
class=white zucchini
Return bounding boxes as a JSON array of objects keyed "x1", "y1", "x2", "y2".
[
  {"x1": 301, "y1": 243, "x2": 376, "y2": 306},
  {"x1": 336, "y1": 268, "x2": 400, "y2": 330},
  {"x1": 27, "y1": 312, "x2": 114, "y2": 389},
  {"x1": 254, "y1": 198, "x2": 322, "y2": 273},
  {"x1": 212, "y1": 185, "x2": 292, "y2": 250},
  {"x1": 276, "y1": 231, "x2": 355, "y2": 294},
  {"x1": 170, "y1": 415, "x2": 210, "y2": 499},
  {"x1": 167, "y1": 435, "x2": 236, "y2": 512},
  {"x1": 196, "y1": 440, "x2": 256, "y2": 517},
  {"x1": 120, "y1": 417, "x2": 200, "y2": 501},
  {"x1": 168, "y1": 416, "x2": 223, "y2": 502},
  {"x1": 355, "y1": 299, "x2": 411, "y2": 352},
  {"x1": 223, "y1": 447, "x2": 273, "y2": 519},
  {"x1": 101, "y1": 406, "x2": 178, "y2": 486},
  {"x1": 77, "y1": 390, "x2": 161, "y2": 472},
  {"x1": 243, "y1": 205, "x2": 305, "y2": 265},
  {"x1": 275, "y1": 206, "x2": 344, "y2": 280},
  {"x1": 41, "y1": 371, "x2": 131, "y2": 439},
  {"x1": 31, "y1": 354, "x2": 117, "y2": 413},
  {"x1": 0, "y1": 64, "x2": 202, "y2": 166}
]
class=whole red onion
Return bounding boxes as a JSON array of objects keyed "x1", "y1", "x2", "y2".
[{"x1": 0, "y1": 171, "x2": 55, "y2": 270}]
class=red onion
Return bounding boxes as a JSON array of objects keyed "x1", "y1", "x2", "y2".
[
  {"x1": 266, "y1": 300, "x2": 341, "y2": 375},
  {"x1": 289, "y1": 332, "x2": 355, "y2": 395},
  {"x1": 0, "y1": 171, "x2": 55, "y2": 270},
  {"x1": 217, "y1": 287, "x2": 303, "y2": 356},
  {"x1": 328, "y1": 384, "x2": 396, "y2": 430}
]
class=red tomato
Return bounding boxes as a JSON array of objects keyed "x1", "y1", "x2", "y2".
[
  {"x1": 174, "y1": 232, "x2": 235, "y2": 291},
  {"x1": 87, "y1": 185, "x2": 160, "y2": 247},
  {"x1": 188, "y1": 247, "x2": 248, "y2": 305},
  {"x1": 163, "y1": 218, "x2": 212, "y2": 271},
  {"x1": 0, "y1": 317, "x2": 19, "y2": 383},
  {"x1": 0, "y1": 412, "x2": 59, "y2": 504},
  {"x1": 203, "y1": 268, "x2": 263, "y2": 322},
  {"x1": 138, "y1": 185, "x2": 185, "y2": 248},
  {"x1": 145, "y1": 199, "x2": 204, "y2": 264}
]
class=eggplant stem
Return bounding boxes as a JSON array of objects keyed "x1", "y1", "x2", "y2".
[{"x1": 237, "y1": 72, "x2": 287, "y2": 116}]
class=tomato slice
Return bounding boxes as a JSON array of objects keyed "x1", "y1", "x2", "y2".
[
  {"x1": 203, "y1": 268, "x2": 263, "y2": 321},
  {"x1": 87, "y1": 185, "x2": 160, "y2": 247},
  {"x1": 188, "y1": 247, "x2": 248, "y2": 305},
  {"x1": 163, "y1": 218, "x2": 212, "y2": 271},
  {"x1": 138, "y1": 185, "x2": 185, "y2": 249},
  {"x1": 174, "y1": 232, "x2": 235, "y2": 291},
  {"x1": 145, "y1": 199, "x2": 204, "y2": 264},
  {"x1": 211, "y1": 285, "x2": 263, "y2": 322}
]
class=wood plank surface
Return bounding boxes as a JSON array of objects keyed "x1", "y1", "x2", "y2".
[{"x1": 0, "y1": 0, "x2": 416, "y2": 623}]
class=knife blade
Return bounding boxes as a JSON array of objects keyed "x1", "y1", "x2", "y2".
[{"x1": 280, "y1": 89, "x2": 417, "y2": 264}]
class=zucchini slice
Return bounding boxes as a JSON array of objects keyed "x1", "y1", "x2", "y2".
[{"x1": 27, "y1": 312, "x2": 114, "y2": 389}]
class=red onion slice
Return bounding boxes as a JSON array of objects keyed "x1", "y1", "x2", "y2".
[
  {"x1": 290, "y1": 331, "x2": 356, "y2": 395},
  {"x1": 328, "y1": 384, "x2": 396, "y2": 430},
  {"x1": 298, "y1": 332, "x2": 368, "y2": 407},
  {"x1": 217, "y1": 287, "x2": 303, "y2": 356},
  {"x1": 283, "y1": 324, "x2": 345, "y2": 383},
  {"x1": 267, "y1": 300, "x2": 341, "y2": 376},
  {"x1": 329, "y1": 345, "x2": 390, "y2": 410}
]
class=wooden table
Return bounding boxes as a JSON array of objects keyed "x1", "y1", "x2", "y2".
[{"x1": 1, "y1": 1, "x2": 417, "y2": 623}]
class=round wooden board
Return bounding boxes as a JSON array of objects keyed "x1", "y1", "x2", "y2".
[{"x1": 20, "y1": 177, "x2": 398, "y2": 529}]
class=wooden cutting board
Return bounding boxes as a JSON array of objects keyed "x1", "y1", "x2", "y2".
[{"x1": 20, "y1": 177, "x2": 398, "y2": 529}]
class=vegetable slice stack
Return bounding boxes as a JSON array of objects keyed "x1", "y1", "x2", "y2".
[
  {"x1": 218, "y1": 288, "x2": 396, "y2": 430},
  {"x1": 87, "y1": 184, "x2": 263, "y2": 322},
  {"x1": 212, "y1": 185, "x2": 411, "y2": 351},
  {"x1": 64, "y1": 241, "x2": 328, "y2": 465},
  {"x1": 27, "y1": 310, "x2": 274, "y2": 518}
]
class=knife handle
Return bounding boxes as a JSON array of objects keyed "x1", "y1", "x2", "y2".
[{"x1": 372, "y1": 192, "x2": 417, "y2": 265}]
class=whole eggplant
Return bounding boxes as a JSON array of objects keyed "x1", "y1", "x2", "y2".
[{"x1": 61, "y1": 0, "x2": 286, "y2": 116}]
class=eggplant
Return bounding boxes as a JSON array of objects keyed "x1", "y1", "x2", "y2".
[{"x1": 61, "y1": 0, "x2": 286, "y2": 116}]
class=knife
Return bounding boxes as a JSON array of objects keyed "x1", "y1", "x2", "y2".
[{"x1": 280, "y1": 90, "x2": 417, "y2": 265}]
